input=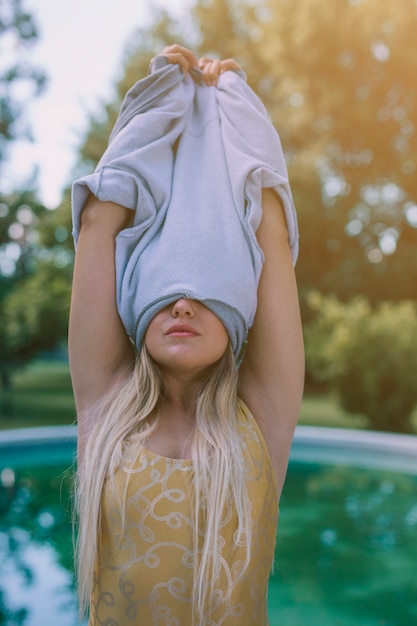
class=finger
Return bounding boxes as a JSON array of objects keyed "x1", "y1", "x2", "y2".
[
  {"x1": 198, "y1": 56, "x2": 214, "y2": 69},
  {"x1": 162, "y1": 52, "x2": 190, "y2": 74},
  {"x1": 161, "y1": 44, "x2": 198, "y2": 72},
  {"x1": 201, "y1": 59, "x2": 222, "y2": 86},
  {"x1": 219, "y1": 58, "x2": 242, "y2": 74}
]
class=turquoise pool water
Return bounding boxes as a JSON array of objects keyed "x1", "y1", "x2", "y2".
[{"x1": 1, "y1": 426, "x2": 417, "y2": 625}]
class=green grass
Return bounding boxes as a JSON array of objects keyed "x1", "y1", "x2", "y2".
[
  {"x1": 298, "y1": 392, "x2": 368, "y2": 429},
  {"x1": 1, "y1": 360, "x2": 416, "y2": 432},
  {"x1": 0, "y1": 360, "x2": 76, "y2": 429},
  {"x1": 299, "y1": 390, "x2": 417, "y2": 433}
]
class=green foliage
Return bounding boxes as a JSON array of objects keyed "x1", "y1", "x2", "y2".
[
  {"x1": 305, "y1": 292, "x2": 417, "y2": 432},
  {"x1": 2, "y1": 261, "x2": 72, "y2": 365},
  {"x1": 152, "y1": 0, "x2": 417, "y2": 301},
  {"x1": 0, "y1": 0, "x2": 46, "y2": 160},
  {"x1": 0, "y1": 190, "x2": 47, "y2": 267},
  {"x1": 0, "y1": 191, "x2": 53, "y2": 379},
  {"x1": 0, "y1": 1, "x2": 58, "y2": 382},
  {"x1": 252, "y1": 0, "x2": 417, "y2": 303}
]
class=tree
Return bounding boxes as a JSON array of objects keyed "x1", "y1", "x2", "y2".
[
  {"x1": 253, "y1": 0, "x2": 417, "y2": 301},
  {"x1": 148, "y1": 0, "x2": 417, "y2": 303},
  {"x1": 0, "y1": 8, "x2": 190, "y2": 387},
  {"x1": 0, "y1": 187, "x2": 75, "y2": 393},
  {"x1": 305, "y1": 292, "x2": 417, "y2": 433},
  {"x1": 0, "y1": 189, "x2": 51, "y2": 386},
  {"x1": 0, "y1": 0, "x2": 46, "y2": 165},
  {"x1": 0, "y1": 0, "x2": 48, "y2": 388},
  {"x1": 2, "y1": 260, "x2": 72, "y2": 364}
]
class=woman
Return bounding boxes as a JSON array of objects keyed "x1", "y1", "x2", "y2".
[{"x1": 69, "y1": 45, "x2": 304, "y2": 625}]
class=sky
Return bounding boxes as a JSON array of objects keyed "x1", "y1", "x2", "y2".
[{"x1": 4, "y1": 0, "x2": 191, "y2": 208}]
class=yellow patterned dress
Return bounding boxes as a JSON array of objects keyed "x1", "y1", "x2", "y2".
[{"x1": 89, "y1": 398, "x2": 279, "y2": 625}]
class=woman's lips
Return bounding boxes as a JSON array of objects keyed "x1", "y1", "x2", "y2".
[{"x1": 165, "y1": 324, "x2": 200, "y2": 337}]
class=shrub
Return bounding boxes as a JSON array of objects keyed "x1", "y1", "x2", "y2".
[{"x1": 305, "y1": 292, "x2": 417, "y2": 433}]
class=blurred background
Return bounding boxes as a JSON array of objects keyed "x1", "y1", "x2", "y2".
[
  {"x1": 1, "y1": 0, "x2": 417, "y2": 435},
  {"x1": 1, "y1": 2, "x2": 417, "y2": 624}
]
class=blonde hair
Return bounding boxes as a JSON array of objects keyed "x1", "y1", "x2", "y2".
[{"x1": 75, "y1": 343, "x2": 251, "y2": 623}]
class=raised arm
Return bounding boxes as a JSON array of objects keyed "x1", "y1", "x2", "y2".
[
  {"x1": 70, "y1": 46, "x2": 198, "y2": 459},
  {"x1": 238, "y1": 188, "x2": 305, "y2": 495},
  {"x1": 68, "y1": 196, "x2": 135, "y2": 456}
]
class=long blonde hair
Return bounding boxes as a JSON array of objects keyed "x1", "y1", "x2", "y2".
[{"x1": 75, "y1": 343, "x2": 251, "y2": 623}]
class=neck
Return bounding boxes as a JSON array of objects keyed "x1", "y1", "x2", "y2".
[
  {"x1": 144, "y1": 376, "x2": 201, "y2": 460},
  {"x1": 159, "y1": 374, "x2": 202, "y2": 418},
  {"x1": 159, "y1": 364, "x2": 206, "y2": 413}
]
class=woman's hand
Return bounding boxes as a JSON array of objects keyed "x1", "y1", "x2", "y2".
[
  {"x1": 159, "y1": 44, "x2": 199, "y2": 76},
  {"x1": 156, "y1": 44, "x2": 242, "y2": 87},
  {"x1": 198, "y1": 57, "x2": 243, "y2": 86}
]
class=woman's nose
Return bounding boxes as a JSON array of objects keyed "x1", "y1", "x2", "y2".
[{"x1": 171, "y1": 298, "x2": 195, "y2": 318}]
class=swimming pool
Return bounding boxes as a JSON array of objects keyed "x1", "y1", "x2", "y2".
[{"x1": 1, "y1": 425, "x2": 416, "y2": 625}]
